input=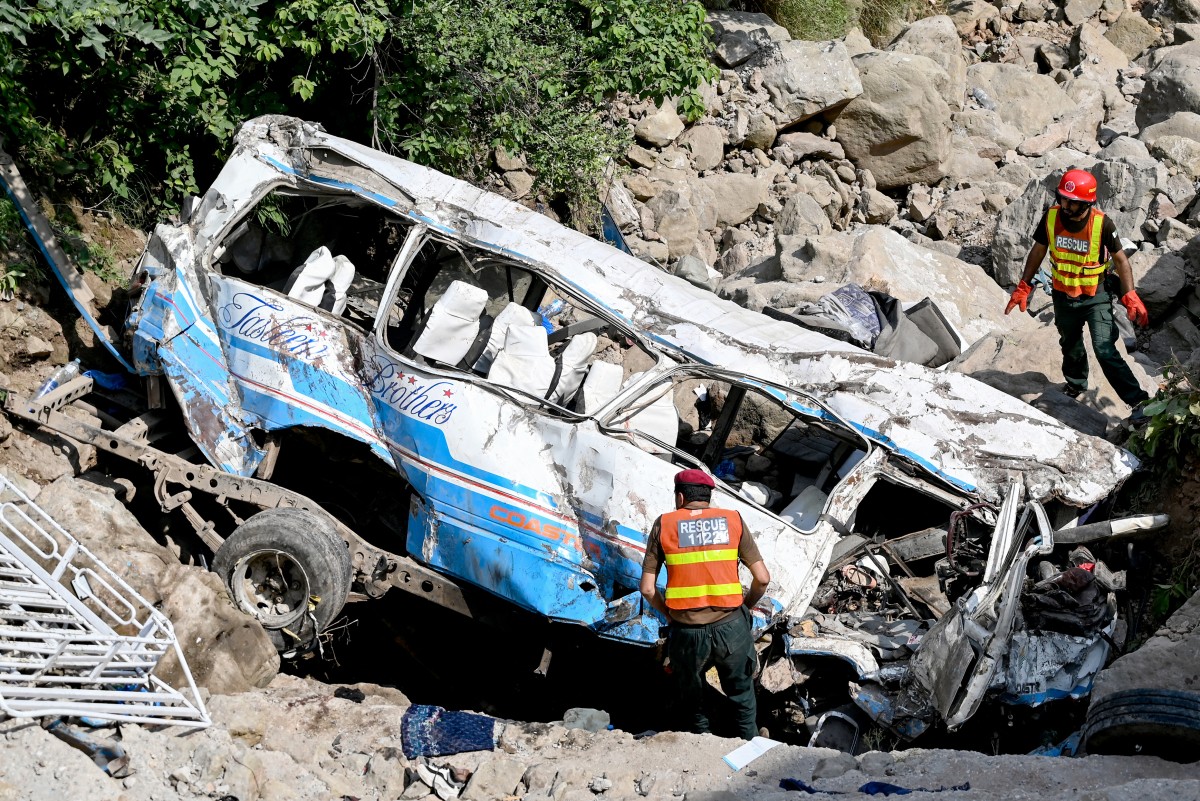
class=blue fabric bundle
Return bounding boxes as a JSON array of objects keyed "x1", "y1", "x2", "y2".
[{"x1": 401, "y1": 704, "x2": 497, "y2": 758}]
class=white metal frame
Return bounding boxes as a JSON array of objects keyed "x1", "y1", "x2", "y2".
[{"x1": 0, "y1": 474, "x2": 210, "y2": 727}]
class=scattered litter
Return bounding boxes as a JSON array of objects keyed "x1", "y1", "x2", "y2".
[
  {"x1": 334, "y1": 686, "x2": 366, "y2": 703},
  {"x1": 0, "y1": 473, "x2": 209, "y2": 727},
  {"x1": 562, "y1": 706, "x2": 610, "y2": 732},
  {"x1": 401, "y1": 704, "x2": 498, "y2": 758},
  {"x1": 44, "y1": 717, "x2": 130, "y2": 777},
  {"x1": 415, "y1": 758, "x2": 464, "y2": 800},
  {"x1": 722, "y1": 736, "x2": 782, "y2": 771}
]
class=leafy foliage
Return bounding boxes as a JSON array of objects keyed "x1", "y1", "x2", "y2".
[
  {"x1": 760, "y1": 0, "x2": 940, "y2": 45},
  {"x1": 380, "y1": 0, "x2": 716, "y2": 222},
  {"x1": 1129, "y1": 361, "x2": 1200, "y2": 478},
  {"x1": 0, "y1": 0, "x2": 715, "y2": 227}
]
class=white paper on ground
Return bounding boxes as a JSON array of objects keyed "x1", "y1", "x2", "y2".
[{"x1": 722, "y1": 736, "x2": 782, "y2": 770}]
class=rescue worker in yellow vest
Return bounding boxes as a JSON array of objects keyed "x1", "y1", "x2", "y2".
[
  {"x1": 640, "y1": 469, "x2": 771, "y2": 740},
  {"x1": 1004, "y1": 169, "x2": 1151, "y2": 415}
]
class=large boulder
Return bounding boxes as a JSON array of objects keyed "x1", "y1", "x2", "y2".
[
  {"x1": 696, "y1": 172, "x2": 771, "y2": 227},
  {"x1": 752, "y1": 39, "x2": 863, "y2": 127},
  {"x1": 887, "y1": 16, "x2": 968, "y2": 111},
  {"x1": 34, "y1": 473, "x2": 280, "y2": 694},
  {"x1": 1105, "y1": 12, "x2": 1160, "y2": 60},
  {"x1": 634, "y1": 101, "x2": 684, "y2": 147},
  {"x1": 1070, "y1": 20, "x2": 1131, "y2": 85},
  {"x1": 1139, "y1": 110, "x2": 1200, "y2": 147},
  {"x1": 1091, "y1": 155, "x2": 1171, "y2": 236},
  {"x1": 967, "y1": 63, "x2": 1078, "y2": 138},
  {"x1": 677, "y1": 125, "x2": 725, "y2": 172},
  {"x1": 991, "y1": 175, "x2": 1059, "y2": 286},
  {"x1": 1137, "y1": 49, "x2": 1200, "y2": 129},
  {"x1": 834, "y1": 51, "x2": 953, "y2": 190},
  {"x1": 951, "y1": 109, "x2": 1026, "y2": 151},
  {"x1": 1151, "y1": 134, "x2": 1200, "y2": 178}
]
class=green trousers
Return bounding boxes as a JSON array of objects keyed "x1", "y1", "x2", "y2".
[
  {"x1": 1053, "y1": 287, "x2": 1149, "y2": 407},
  {"x1": 668, "y1": 605, "x2": 758, "y2": 740}
]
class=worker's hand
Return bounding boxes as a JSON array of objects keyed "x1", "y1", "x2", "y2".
[
  {"x1": 1005, "y1": 281, "x2": 1034, "y2": 315},
  {"x1": 1120, "y1": 290, "x2": 1149, "y2": 327}
]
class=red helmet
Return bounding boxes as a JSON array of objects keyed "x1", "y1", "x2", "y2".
[
  {"x1": 674, "y1": 468, "x2": 715, "y2": 489},
  {"x1": 1058, "y1": 169, "x2": 1097, "y2": 203}
]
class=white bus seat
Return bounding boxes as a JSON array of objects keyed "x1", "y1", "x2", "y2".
[
  {"x1": 474, "y1": 302, "x2": 537, "y2": 373},
  {"x1": 412, "y1": 280, "x2": 489, "y2": 365},
  {"x1": 328, "y1": 255, "x2": 355, "y2": 316},
  {"x1": 488, "y1": 324, "x2": 556, "y2": 397},
  {"x1": 619, "y1": 372, "x2": 679, "y2": 454},
  {"x1": 550, "y1": 332, "x2": 599, "y2": 406},
  {"x1": 286, "y1": 246, "x2": 336, "y2": 307},
  {"x1": 578, "y1": 361, "x2": 624, "y2": 415},
  {"x1": 781, "y1": 485, "x2": 828, "y2": 531}
]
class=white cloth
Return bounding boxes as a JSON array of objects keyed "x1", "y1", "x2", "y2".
[{"x1": 578, "y1": 361, "x2": 624, "y2": 415}]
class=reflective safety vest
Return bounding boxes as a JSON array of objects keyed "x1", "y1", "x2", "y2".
[
  {"x1": 659, "y1": 507, "x2": 744, "y2": 611},
  {"x1": 1047, "y1": 207, "x2": 1110, "y2": 298}
]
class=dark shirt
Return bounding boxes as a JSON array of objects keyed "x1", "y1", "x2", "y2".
[
  {"x1": 642, "y1": 504, "x2": 763, "y2": 625},
  {"x1": 1032, "y1": 207, "x2": 1121, "y2": 263}
]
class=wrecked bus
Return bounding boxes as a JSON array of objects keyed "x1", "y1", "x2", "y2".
[{"x1": 1, "y1": 116, "x2": 1167, "y2": 743}]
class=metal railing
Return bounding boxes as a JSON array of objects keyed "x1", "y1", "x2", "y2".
[{"x1": 0, "y1": 474, "x2": 209, "y2": 727}]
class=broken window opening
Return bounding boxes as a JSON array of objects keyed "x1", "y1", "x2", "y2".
[
  {"x1": 214, "y1": 188, "x2": 411, "y2": 329},
  {"x1": 376, "y1": 232, "x2": 661, "y2": 417},
  {"x1": 604, "y1": 370, "x2": 869, "y2": 531}
]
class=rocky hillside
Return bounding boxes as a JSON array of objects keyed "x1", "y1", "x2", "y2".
[
  {"x1": 479, "y1": 4, "x2": 1200, "y2": 438},
  {"x1": 3, "y1": 1, "x2": 1200, "y2": 799}
]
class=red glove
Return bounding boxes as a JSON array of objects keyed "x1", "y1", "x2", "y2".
[
  {"x1": 1005, "y1": 281, "x2": 1033, "y2": 314},
  {"x1": 1120, "y1": 290, "x2": 1149, "y2": 327}
]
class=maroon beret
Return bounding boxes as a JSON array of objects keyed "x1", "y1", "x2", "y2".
[{"x1": 674, "y1": 468, "x2": 715, "y2": 488}]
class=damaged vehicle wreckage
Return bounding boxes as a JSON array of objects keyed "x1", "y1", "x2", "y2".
[{"x1": 0, "y1": 116, "x2": 1168, "y2": 747}]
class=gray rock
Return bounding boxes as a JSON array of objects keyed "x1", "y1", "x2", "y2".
[
  {"x1": 1066, "y1": 0, "x2": 1104, "y2": 24},
  {"x1": 1139, "y1": 110, "x2": 1200, "y2": 146},
  {"x1": 858, "y1": 750, "x2": 896, "y2": 775},
  {"x1": 992, "y1": 177, "x2": 1056, "y2": 285},
  {"x1": 842, "y1": 27, "x2": 875, "y2": 56},
  {"x1": 698, "y1": 172, "x2": 770, "y2": 227},
  {"x1": 715, "y1": 31, "x2": 762, "y2": 68},
  {"x1": 1151, "y1": 134, "x2": 1200, "y2": 177},
  {"x1": 888, "y1": 15, "x2": 968, "y2": 110},
  {"x1": 1099, "y1": 134, "x2": 1152, "y2": 160},
  {"x1": 948, "y1": 0, "x2": 1000, "y2": 34},
  {"x1": 634, "y1": 101, "x2": 685, "y2": 147},
  {"x1": 967, "y1": 63, "x2": 1078, "y2": 137},
  {"x1": 1071, "y1": 23, "x2": 1131, "y2": 86},
  {"x1": 461, "y1": 757, "x2": 526, "y2": 801},
  {"x1": 562, "y1": 707, "x2": 611, "y2": 733},
  {"x1": 1137, "y1": 49, "x2": 1200, "y2": 129},
  {"x1": 1092, "y1": 156, "x2": 1171, "y2": 236},
  {"x1": 1038, "y1": 42, "x2": 1071, "y2": 71},
  {"x1": 1106, "y1": 12, "x2": 1160, "y2": 60},
  {"x1": 1091, "y1": 589, "x2": 1200, "y2": 702},
  {"x1": 952, "y1": 109, "x2": 1025, "y2": 150},
  {"x1": 673, "y1": 255, "x2": 720, "y2": 291},
  {"x1": 835, "y1": 51, "x2": 953, "y2": 189},
  {"x1": 1131, "y1": 249, "x2": 1189, "y2": 317},
  {"x1": 774, "y1": 132, "x2": 845, "y2": 161},
  {"x1": 1177, "y1": 21, "x2": 1200, "y2": 41},
  {"x1": 1157, "y1": 217, "x2": 1197, "y2": 249},
  {"x1": 677, "y1": 125, "x2": 725, "y2": 172},
  {"x1": 646, "y1": 188, "x2": 701, "y2": 258},
  {"x1": 1018, "y1": 121, "x2": 1072, "y2": 156},
  {"x1": 753, "y1": 39, "x2": 863, "y2": 127},
  {"x1": 777, "y1": 194, "x2": 833, "y2": 237},
  {"x1": 494, "y1": 148, "x2": 524, "y2": 171},
  {"x1": 708, "y1": 9, "x2": 791, "y2": 42},
  {"x1": 812, "y1": 752, "x2": 858, "y2": 779},
  {"x1": 744, "y1": 112, "x2": 778, "y2": 151},
  {"x1": 23, "y1": 336, "x2": 53, "y2": 359}
]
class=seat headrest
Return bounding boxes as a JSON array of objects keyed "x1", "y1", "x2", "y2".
[
  {"x1": 436, "y1": 281, "x2": 489, "y2": 319},
  {"x1": 502, "y1": 324, "x2": 550, "y2": 358}
]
